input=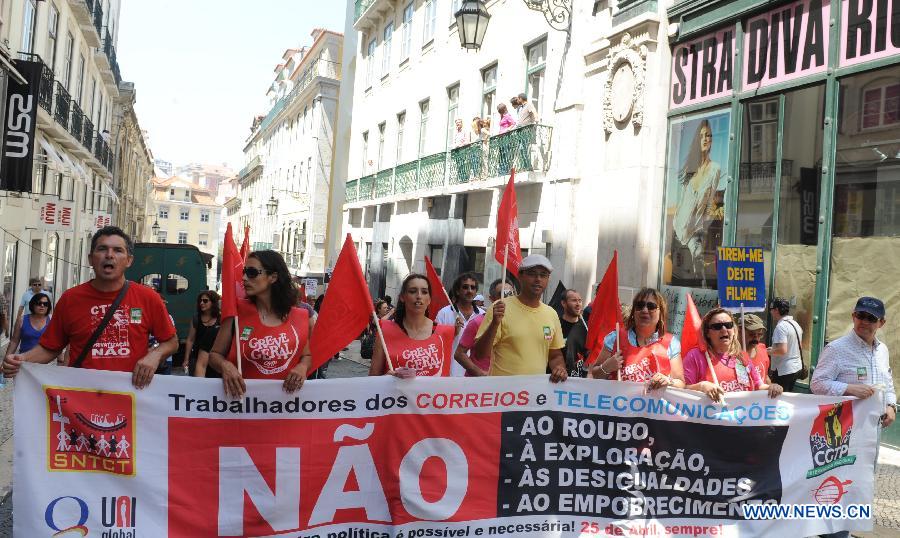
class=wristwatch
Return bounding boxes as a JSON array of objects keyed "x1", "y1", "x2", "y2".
[{"x1": 887, "y1": 403, "x2": 897, "y2": 412}]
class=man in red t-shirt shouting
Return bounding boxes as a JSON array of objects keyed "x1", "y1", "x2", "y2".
[{"x1": 2, "y1": 226, "x2": 177, "y2": 388}]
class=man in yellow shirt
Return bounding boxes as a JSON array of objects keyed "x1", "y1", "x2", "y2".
[{"x1": 473, "y1": 255, "x2": 567, "y2": 381}]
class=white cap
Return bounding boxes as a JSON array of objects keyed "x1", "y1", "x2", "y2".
[{"x1": 519, "y1": 254, "x2": 553, "y2": 273}]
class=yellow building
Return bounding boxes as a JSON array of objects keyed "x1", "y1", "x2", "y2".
[{"x1": 144, "y1": 177, "x2": 222, "y2": 288}]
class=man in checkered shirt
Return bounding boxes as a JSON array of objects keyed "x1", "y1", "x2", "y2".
[{"x1": 811, "y1": 296, "x2": 896, "y2": 429}]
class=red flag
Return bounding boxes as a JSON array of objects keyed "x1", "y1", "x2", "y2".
[
  {"x1": 681, "y1": 293, "x2": 706, "y2": 356},
  {"x1": 310, "y1": 235, "x2": 375, "y2": 372},
  {"x1": 424, "y1": 256, "x2": 450, "y2": 322},
  {"x1": 220, "y1": 223, "x2": 244, "y2": 320},
  {"x1": 585, "y1": 251, "x2": 623, "y2": 365},
  {"x1": 239, "y1": 225, "x2": 251, "y2": 261},
  {"x1": 494, "y1": 169, "x2": 523, "y2": 275}
]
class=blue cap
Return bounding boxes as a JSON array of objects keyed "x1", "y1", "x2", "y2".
[{"x1": 854, "y1": 297, "x2": 885, "y2": 319}]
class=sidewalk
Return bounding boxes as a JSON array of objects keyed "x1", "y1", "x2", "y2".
[{"x1": 855, "y1": 446, "x2": 900, "y2": 537}]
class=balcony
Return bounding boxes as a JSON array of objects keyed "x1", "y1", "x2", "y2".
[
  {"x1": 239, "y1": 155, "x2": 262, "y2": 180},
  {"x1": 54, "y1": 82, "x2": 71, "y2": 130},
  {"x1": 96, "y1": 30, "x2": 112, "y2": 80},
  {"x1": 256, "y1": 60, "x2": 341, "y2": 135},
  {"x1": 82, "y1": 117, "x2": 94, "y2": 152},
  {"x1": 69, "y1": 102, "x2": 84, "y2": 141},
  {"x1": 347, "y1": 124, "x2": 553, "y2": 204},
  {"x1": 17, "y1": 53, "x2": 54, "y2": 114}
]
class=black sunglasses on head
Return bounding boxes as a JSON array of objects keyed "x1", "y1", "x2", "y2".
[{"x1": 242, "y1": 267, "x2": 270, "y2": 279}]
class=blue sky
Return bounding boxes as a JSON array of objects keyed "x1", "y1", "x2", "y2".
[{"x1": 117, "y1": 0, "x2": 347, "y2": 171}]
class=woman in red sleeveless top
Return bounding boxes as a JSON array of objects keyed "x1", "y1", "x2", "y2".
[
  {"x1": 590, "y1": 288, "x2": 685, "y2": 390},
  {"x1": 683, "y1": 308, "x2": 782, "y2": 402},
  {"x1": 369, "y1": 274, "x2": 455, "y2": 378},
  {"x1": 209, "y1": 251, "x2": 313, "y2": 397}
]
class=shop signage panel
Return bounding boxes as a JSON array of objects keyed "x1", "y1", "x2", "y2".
[
  {"x1": 841, "y1": 0, "x2": 900, "y2": 67},
  {"x1": 670, "y1": 28, "x2": 736, "y2": 109},
  {"x1": 716, "y1": 246, "x2": 767, "y2": 311},
  {"x1": 743, "y1": 0, "x2": 830, "y2": 91},
  {"x1": 37, "y1": 198, "x2": 75, "y2": 232},
  {"x1": 1, "y1": 60, "x2": 41, "y2": 192}
]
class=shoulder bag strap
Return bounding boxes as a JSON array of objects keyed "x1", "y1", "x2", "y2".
[
  {"x1": 71, "y1": 281, "x2": 131, "y2": 368},
  {"x1": 787, "y1": 319, "x2": 804, "y2": 363}
]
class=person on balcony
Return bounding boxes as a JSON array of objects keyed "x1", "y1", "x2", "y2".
[
  {"x1": 452, "y1": 118, "x2": 470, "y2": 148},
  {"x1": 498, "y1": 103, "x2": 516, "y2": 134},
  {"x1": 514, "y1": 93, "x2": 539, "y2": 127},
  {"x1": 453, "y1": 118, "x2": 473, "y2": 181}
]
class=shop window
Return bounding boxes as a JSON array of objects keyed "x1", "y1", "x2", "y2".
[
  {"x1": 166, "y1": 274, "x2": 189, "y2": 295},
  {"x1": 861, "y1": 82, "x2": 900, "y2": 130},
  {"x1": 830, "y1": 66, "x2": 900, "y2": 392}
]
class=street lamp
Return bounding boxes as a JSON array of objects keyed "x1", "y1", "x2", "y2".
[
  {"x1": 455, "y1": 0, "x2": 572, "y2": 50},
  {"x1": 454, "y1": 0, "x2": 491, "y2": 50},
  {"x1": 151, "y1": 220, "x2": 160, "y2": 240},
  {"x1": 266, "y1": 196, "x2": 278, "y2": 216}
]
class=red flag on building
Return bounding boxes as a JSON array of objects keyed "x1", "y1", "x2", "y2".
[
  {"x1": 220, "y1": 223, "x2": 244, "y2": 320},
  {"x1": 310, "y1": 235, "x2": 375, "y2": 372},
  {"x1": 494, "y1": 169, "x2": 522, "y2": 276},
  {"x1": 680, "y1": 293, "x2": 706, "y2": 356},
  {"x1": 424, "y1": 256, "x2": 451, "y2": 322},
  {"x1": 585, "y1": 251, "x2": 623, "y2": 365},
  {"x1": 239, "y1": 225, "x2": 251, "y2": 261}
]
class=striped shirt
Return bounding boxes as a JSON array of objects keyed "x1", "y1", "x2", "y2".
[{"x1": 811, "y1": 330, "x2": 895, "y2": 406}]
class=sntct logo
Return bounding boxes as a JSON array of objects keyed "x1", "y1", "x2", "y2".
[
  {"x1": 45, "y1": 496, "x2": 89, "y2": 536},
  {"x1": 813, "y1": 476, "x2": 853, "y2": 505},
  {"x1": 807, "y1": 401, "x2": 856, "y2": 478},
  {"x1": 46, "y1": 387, "x2": 135, "y2": 476},
  {"x1": 45, "y1": 496, "x2": 137, "y2": 537}
]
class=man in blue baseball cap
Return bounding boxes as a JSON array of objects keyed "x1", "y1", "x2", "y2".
[{"x1": 812, "y1": 296, "x2": 895, "y2": 431}]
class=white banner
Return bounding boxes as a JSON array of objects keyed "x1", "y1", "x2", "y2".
[{"x1": 13, "y1": 363, "x2": 881, "y2": 537}]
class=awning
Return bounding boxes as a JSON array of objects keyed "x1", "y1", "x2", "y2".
[
  {"x1": 38, "y1": 138, "x2": 67, "y2": 171},
  {"x1": 99, "y1": 178, "x2": 119, "y2": 204},
  {"x1": 71, "y1": 160, "x2": 89, "y2": 180},
  {"x1": 0, "y1": 54, "x2": 27, "y2": 85}
]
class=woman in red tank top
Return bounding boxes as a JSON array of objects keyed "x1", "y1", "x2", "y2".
[
  {"x1": 369, "y1": 274, "x2": 455, "y2": 377},
  {"x1": 590, "y1": 288, "x2": 685, "y2": 390},
  {"x1": 209, "y1": 251, "x2": 313, "y2": 397},
  {"x1": 683, "y1": 308, "x2": 782, "y2": 402}
]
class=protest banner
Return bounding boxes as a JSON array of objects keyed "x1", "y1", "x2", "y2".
[
  {"x1": 14, "y1": 363, "x2": 878, "y2": 537},
  {"x1": 716, "y1": 246, "x2": 767, "y2": 311}
]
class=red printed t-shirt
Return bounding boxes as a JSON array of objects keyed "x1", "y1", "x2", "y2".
[
  {"x1": 226, "y1": 298, "x2": 309, "y2": 379},
  {"x1": 40, "y1": 280, "x2": 176, "y2": 372},
  {"x1": 380, "y1": 319, "x2": 454, "y2": 376}
]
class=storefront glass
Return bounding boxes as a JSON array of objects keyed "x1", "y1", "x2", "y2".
[{"x1": 829, "y1": 65, "x2": 900, "y2": 390}]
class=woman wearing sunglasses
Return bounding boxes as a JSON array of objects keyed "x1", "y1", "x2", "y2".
[
  {"x1": 591, "y1": 288, "x2": 685, "y2": 390},
  {"x1": 683, "y1": 307, "x2": 782, "y2": 402},
  {"x1": 185, "y1": 290, "x2": 221, "y2": 377},
  {"x1": 208, "y1": 251, "x2": 313, "y2": 397},
  {"x1": 369, "y1": 273, "x2": 455, "y2": 378},
  {"x1": 6, "y1": 293, "x2": 52, "y2": 356}
]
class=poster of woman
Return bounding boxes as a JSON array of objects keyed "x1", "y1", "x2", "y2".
[{"x1": 664, "y1": 109, "x2": 731, "y2": 290}]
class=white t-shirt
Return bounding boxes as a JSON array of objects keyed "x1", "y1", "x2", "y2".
[
  {"x1": 771, "y1": 316, "x2": 803, "y2": 375},
  {"x1": 435, "y1": 304, "x2": 483, "y2": 377}
]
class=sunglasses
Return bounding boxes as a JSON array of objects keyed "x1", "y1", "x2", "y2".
[
  {"x1": 242, "y1": 267, "x2": 269, "y2": 279},
  {"x1": 36, "y1": 302, "x2": 50, "y2": 307},
  {"x1": 854, "y1": 311, "x2": 879, "y2": 323},
  {"x1": 634, "y1": 301, "x2": 659, "y2": 312},
  {"x1": 199, "y1": 298, "x2": 211, "y2": 304},
  {"x1": 709, "y1": 321, "x2": 735, "y2": 331}
]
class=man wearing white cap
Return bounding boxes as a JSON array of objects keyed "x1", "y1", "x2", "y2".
[{"x1": 473, "y1": 254, "x2": 567, "y2": 381}]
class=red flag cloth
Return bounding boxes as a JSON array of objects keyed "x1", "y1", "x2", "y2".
[
  {"x1": 681, "y1": 293, "x2": 706, "y2": 356},
  {"x1": 239, "y1": 225, "x2": 250, "y2": 261},
  {"x1": 424, "y1": 256, "x2": 450, "y2": 322},
  {"x1": 494, "y1": 169, "x2": 523, "y2": 276},
  {"x1": 220, "y1": 223, "x2": 244, "y2": 320},
  {"x1": 585, "y1": 251, "x2": 623, "y2": 365},
  {"x1": 310, "y1": 235, "x2": 375, "y2": 372}
]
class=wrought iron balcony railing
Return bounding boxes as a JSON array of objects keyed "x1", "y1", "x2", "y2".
[
  {"x1": 92, "y1": 1, "x2": 103, "y2": 37},
  {"x1": 54, "y1": 82, "x2": 71, "y2": 129},
  {"x1": 257, "y1": 60, "x2": 341, "y2": 135},
  {"x1": 82, "y1": 117, "x2": 94, "y2": 152},
  {"x1": 17, "y1": 53, "x2": 54, "y2": 113},
  {"x1": 69, "y1": 102, "x2": 84, "y2": 141},
  {"x1": 355, "y1": 0, "x2": 376, "y2": 22},
  {"x1": 348, "y1": 124, "x2": 553, "y2": 203}
]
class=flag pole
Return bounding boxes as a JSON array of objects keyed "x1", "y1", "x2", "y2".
[
  {"x1": 704, "y1": 349, "x2": 725, "y2": 404},
  {"x1": 233, "y1": 316, "x2": 242, "y2": 376},
  {"x1": 615, "y1": 321, "x2": 621, "y2": 381},
  {"x1": 441, "y1": 285, "x2": 465, "y2": 324},
  {"x1": 500, "y1": 247, "x2": 509, "y2": 303},
  {"x1": 373, "y1": 312, "x2": 395, "y2": 372},
  {"x1": 739, "y1": 302, "x2": 746, "y2": 353}
]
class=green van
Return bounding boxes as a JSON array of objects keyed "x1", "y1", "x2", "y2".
[{"x1": 125, "y1": 243, "x2": 212, "y2": 345}]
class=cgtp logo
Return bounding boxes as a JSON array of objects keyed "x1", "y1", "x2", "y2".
[
  {"x1": 807, "y1": 401, "x2": 856, "y2": 478},
  {"x1": 45, "y1": 496, "x2": 137, "y2": 537},
  {"x1": 45, "y1": 387, "x2": 136, "y2": 476},
  {"x1": 813, "y1": 476, "x2": 853, "y2": 505}
]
